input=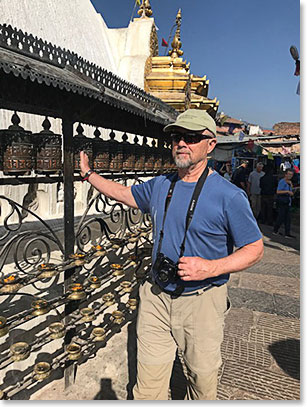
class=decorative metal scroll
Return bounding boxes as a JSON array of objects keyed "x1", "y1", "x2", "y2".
[{"x1": 0, "y1": 182, "x2": 153, "y2": 399}]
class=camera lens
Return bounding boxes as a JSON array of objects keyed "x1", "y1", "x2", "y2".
[{"x1": 158, "y1": 270, "x2": 169, "y2": 282}]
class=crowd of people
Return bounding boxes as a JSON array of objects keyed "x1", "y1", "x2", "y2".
[{"x1": 218, "y1": 158, "x2": 300, "y2": 239}]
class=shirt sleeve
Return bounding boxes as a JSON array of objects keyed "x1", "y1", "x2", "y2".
[
  {"x1": 131, "y1": 177, "x2": 157, "y2": 213},
  {"x1": 225, "y1": 190, "x2": 262, "y2": 248},
  {"x1": 277, "y1": 179, "x2": 290, "y2": 192}
]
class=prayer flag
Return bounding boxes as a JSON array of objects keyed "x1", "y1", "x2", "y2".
[
  {"x1": 161, "y1": 38, "x2": 168, "y2": 47},
  {"x1": 267, "y1": 151, "x2": 274, "y2": 160}
]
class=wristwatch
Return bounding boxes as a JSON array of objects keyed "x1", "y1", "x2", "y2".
[{"x1": 81, "y1": 169, "x2": 95, "y2": 182}]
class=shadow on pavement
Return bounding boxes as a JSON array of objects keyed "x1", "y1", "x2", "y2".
[
  {"x1": 268, "y1": 339, "x2": 300, "y2": 380},
  {"x1": 94, "y1": 378, "x2": 118, "y2": 400}
]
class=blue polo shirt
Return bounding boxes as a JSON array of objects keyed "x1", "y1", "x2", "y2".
[{"x1": 131, "y1": 171, "x2": 262, "y2": 293}]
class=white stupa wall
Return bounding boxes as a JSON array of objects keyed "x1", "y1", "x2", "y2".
[{"x1": 0, "y1": 1, "x2": 155, "y2": 223}]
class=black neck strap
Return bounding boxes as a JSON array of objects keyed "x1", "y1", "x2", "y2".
[{"x1": 157, "y1": 166, "x2": 210, "y2": 257}]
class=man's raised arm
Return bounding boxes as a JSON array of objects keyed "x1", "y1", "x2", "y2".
[{"x1": 79, "y1": 151, "x2": 138, "y2": 209}]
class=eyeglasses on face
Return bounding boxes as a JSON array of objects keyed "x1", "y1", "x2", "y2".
[{"x1": 170, "y1": 132, "x2": 213, "y2": 144}]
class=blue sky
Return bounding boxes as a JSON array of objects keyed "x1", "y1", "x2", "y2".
[{"x1": 90, "y1": 0, "x2": 300, "y2": 129}]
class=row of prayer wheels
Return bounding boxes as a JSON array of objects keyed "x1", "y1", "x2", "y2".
[{"x1": 0, "y1": 113, "x2": 175, "y2": 176}]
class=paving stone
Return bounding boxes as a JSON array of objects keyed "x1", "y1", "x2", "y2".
[
  {"x1": 217, "y1": 384, "x2": 272, "y2": 400},
  {"x1": 246, "y1": 262, "x2": 300, "y2": 279},
  {"x1": 256, "y1": 313, "x2": 300, "y2": 336},
  {"x1": 225, "y1": 307, "x2": 255, "y2": 326},
  {"x1": 221, "y1": 336, "x2": 272, "y2": 368},
  {"x1": 249, "y1": 327, "x2": 299, "y2": 346},
  {"x1": 272, "y1": 293, "x2": 300, "y2": 319},
  {"x1": 220, "y1": 361, "x2": 300, "y2": 400},
  {"x1": 228, "y1": 287, "x2": 300, "y2": 318},
  {"x1": 228, "y1": 272, "x2": 240, "y2": 288},
  {"x1": 239, "y1": 273, "x2": 299, "y2": 298},
  {"x1": 224, "y1": 308, "x2": 254, "y2": 340}
]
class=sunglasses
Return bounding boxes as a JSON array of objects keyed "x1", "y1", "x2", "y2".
[{"x1": 170, "y1": 132, "x2": 213, "y2": 144}]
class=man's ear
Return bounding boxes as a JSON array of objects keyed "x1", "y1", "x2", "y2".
[{"x1": 207, "y1": 138, "x2": 217, "y2": 153}]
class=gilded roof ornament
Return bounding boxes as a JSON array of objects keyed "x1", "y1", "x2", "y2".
[
  {"x1": 169, "y1": 9, "x2": 184, "y2": 58},
  {"x1": 137, "y1": 0, "x2": 153, "y2": 18}
]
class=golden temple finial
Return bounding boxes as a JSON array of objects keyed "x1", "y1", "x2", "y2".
[
  {"x1": 137, "y1": 0, "x2": 153, "y2": 18},
  {"x1": 169, "y1": 9, "x2": 184, "y2": 59}
]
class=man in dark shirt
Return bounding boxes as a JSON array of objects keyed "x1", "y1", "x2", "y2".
[
  {"x1": 231, "y1": 160, "x2": 248, "y2": 191},
  {"x1": 259, "y1": 166, "x2": 277, "y2": 225}
]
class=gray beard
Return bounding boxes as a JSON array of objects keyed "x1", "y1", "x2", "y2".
[{"x1": 174, "y1": 155, "x2": 193, "y2": 169}]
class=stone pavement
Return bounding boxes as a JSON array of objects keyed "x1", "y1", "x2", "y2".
[{"x1": 29, "y1": 221, "x2": 300, "y2": 401}]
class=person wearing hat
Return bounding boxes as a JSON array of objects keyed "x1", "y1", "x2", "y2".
[
  {"x1": 231, "y1": 160, "x2": 249, "y2": 191},
  {"x1": 79, "y1": 109, "x2": 263, "y2": 400}
]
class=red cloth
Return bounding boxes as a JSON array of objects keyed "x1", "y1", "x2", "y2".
[{"x1": 161, "y1": 38, "x2": 168, "y2": 47}]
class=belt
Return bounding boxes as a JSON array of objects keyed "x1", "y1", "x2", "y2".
[{"x1": 145, "y1": 276, "x2": 218, "y2": 298}]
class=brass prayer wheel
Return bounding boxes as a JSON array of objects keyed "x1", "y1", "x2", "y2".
[
  {"x1": 73, "y1": 123, "x2": 93, "y2": 172},
  {"x1": 10, "y1": 342, "x2": 31, "y2": 361},
  {"x1": 1, "y1": 112, "x2": 33, "y2": 176},
  {"x1": 122, "y1": 133, "x2": 135, "y2": 171},
  {"x1": 133, "y1": 135, "x2": 145, "y2": 171},
  {"x1": 34, "y1": 117, "x2": 62, "y2": 174},
  {"x1": 66, "y1": 343, "x2": 82, "y2": 360},
  {"x1": 48, "y1": 322, "x2": 65, "y2": 339},
  {"x1": 153, "y1": 144, "x2": 163, "y2": 172},
  {"x1": 33, "y1": 362, "x2": 51, "y2": 381},
  {"x1": 143, "y1": 137, "x2": 154, "y2": 171},
  {"x1": 92, "y1": 128, "x2": 110, "y2": 172},
  {"x1": 108, "y1": 130, "x2": 123, "y2": 172}
]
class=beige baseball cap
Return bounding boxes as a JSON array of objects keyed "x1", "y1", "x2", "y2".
[{"x1": 163, "y1": 109, "x2": 216, "y2": 137}]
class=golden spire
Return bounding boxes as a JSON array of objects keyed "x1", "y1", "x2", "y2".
[
  {"x1": 169, "y1": 9, "x2": 184, "y2": 59},
  {"x1": 137, "y1": 0, "x2": 153, "y2": 18}
]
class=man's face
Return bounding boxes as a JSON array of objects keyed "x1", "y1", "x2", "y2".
[
  {"x1": 171, "y1": 129, "x2": 217, "y2": 169},
  {"x1": 256, "y1": 164, "x2": 264, "y2": 172},
  {"x1": 285, "y1": 171, "x2": 294, "y2": 180}
]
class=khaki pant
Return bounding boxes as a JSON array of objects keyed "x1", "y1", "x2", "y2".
[
  {"x1": 250, "y1": 194, "x2": 261, "y2": 218},
  {"x1": 133, "y1": 281, "x2": 230, "y2": 400}
]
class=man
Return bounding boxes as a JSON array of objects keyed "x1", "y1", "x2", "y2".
[
  {"x1": 259, "y1": 166, "x2": 277, "y2": 225},
  {"x1": 231, "y1": 160, "x2": 249, "y2": 191},
  {"x1": 247, "y1": 162, "x2": 265, "y2": 219},
  {"x1": 79, "y1": 109, "x2": 263, "y2": 400},
  {"x1": 273, "y1": 168, "x2": 296, "y2": 238}
]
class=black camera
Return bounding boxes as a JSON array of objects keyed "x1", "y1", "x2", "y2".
[{"x1": 153, "y1": 252, "x2": 178, "y2": 283}]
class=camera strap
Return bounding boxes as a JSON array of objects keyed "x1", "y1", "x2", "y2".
[{"x1": 157, "y1": 165, "x2": 209, "y2": 257}]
